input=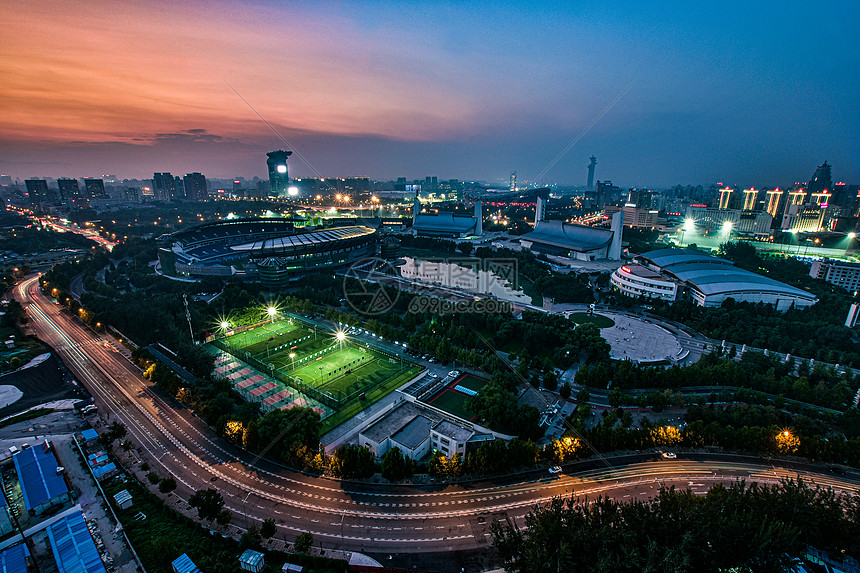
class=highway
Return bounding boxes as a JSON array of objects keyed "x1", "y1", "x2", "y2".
[{"x1": 12, "y1": 275, "x2": 860, "y2": 563}]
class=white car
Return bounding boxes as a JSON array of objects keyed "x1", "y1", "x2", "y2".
[
  {"x1": 661, "y1": 452, "x2": 677, "y2": 459},
  {"x1": 548, "y1": 466, "x2": 563, "y2": 474}
]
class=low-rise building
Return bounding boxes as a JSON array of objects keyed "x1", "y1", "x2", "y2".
[
  {"x1": 46, "y1": 511, "x2": 106, "y2": 573},
  {"x1": 13, "y1": 443, "x2": 70, "y2": 516},
  {"x1": 610, "y1": 263, "x2": 678, "y2": 301}
]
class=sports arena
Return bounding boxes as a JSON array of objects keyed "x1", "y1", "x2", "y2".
[{"x1": 157, "y1": 218, "x2": 377, "y2": 287}]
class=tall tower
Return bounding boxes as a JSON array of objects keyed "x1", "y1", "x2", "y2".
[
  {"x1": 474, "y1": 201, "x2": 483, "y2": 236},
  {"x1": 266, "y1": 150, "x2": 293, "y2": 197},
  {"x1": 587, "y1": 156, "x2": 597, "y2": 190},
  {"x1": 509, "y1": 170, "x2": 517, "y2": 193}
]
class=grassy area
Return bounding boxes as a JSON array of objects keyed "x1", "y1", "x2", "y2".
[
  {"x1": 427, "y1": 388, "x2": 475, "y2": 421},
  {"x1": 319, "y1": 364, "x2": 423, "y2": 434},
  {"x1": 103, "y1": 477, "x2": 345, "y2": 573},
  {"x1": 103, "y1": 478, "x2": 242, "y2": 573},
  {"x1": 0, "y1": 408, "x2": 54, "y2": 429},
  {"x1": 568, "y1": 312, "x2": 615, "y2": 329},
  {"x1": 224, "y1": 322, "x2": 307, "y2": 356}
]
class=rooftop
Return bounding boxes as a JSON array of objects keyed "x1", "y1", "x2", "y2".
[
  {"x1": 231, "y1": 225, "x2": 375, "y2": 254},
  {"x1": 0, "y1": 544, "x2": 27, "y2": 573},
  {"x1": 171, "y1": 553, "x2": 201, "y2": 573},
  {"x1": 390, "y1": 415, "x2": 434, "y2": 451},
  {"x1": 13, "y1": 445, "x2": 69, "y2": 511},
  {"x1": 521, "y1": 220, "x2": 613, "y2": 252},
  {"x1": 46, "y1": 511, "x2": 106, "y2": 573},
  {"x1": 413, "y1": 213, "x2": 478, "y2": 233},
  {"x1": 433, "y1": 420, "x2": 474, "y2": 442}
]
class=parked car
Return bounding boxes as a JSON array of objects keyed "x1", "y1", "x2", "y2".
[
  {"x1": 661, "y1": 452, "x2": 677, "y2": 459},
  {"x1": 548, "y1": 466, "x2": 563, "y2": 474}
]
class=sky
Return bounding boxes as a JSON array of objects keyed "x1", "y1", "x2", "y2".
[{"x1": 1, "y1": 0, "x2": 858, "y2": 188}]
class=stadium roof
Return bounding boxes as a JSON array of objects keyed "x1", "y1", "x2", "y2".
[
  {"x1": 0, "y1": 544, "x2": 27, "y2": 573},
  {"x1": 639, "y1": 249, "x2": 816, "y2": 302},
  {"x1": 13, "y1": 445, "x2": 69, "y2": 511},
  {"x1": 637, "y1": 248, "x2": 733, "y2": 269},
  {"x1": 230, "y1": 225, "x2": 375, "y2": 254},
  {"x1": 413, "y1": 213, "x2": 477, "y2": 233},
  {"x1": 520, "y1": 220, "x2": 613, "y2": 252},
  {"x1": 46, "y1": 511, "x2": 106, "y2": 573}
]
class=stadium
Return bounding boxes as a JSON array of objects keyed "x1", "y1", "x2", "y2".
[
  {"x1": 208, "y1": 313, "x2": 422, "y2": 430},
  {"x1": 611, "y1": 248, "x2": 818, "y2": 310},
  {"x1": 157, "y1": 218, "x2": 377, "y2": 287}
]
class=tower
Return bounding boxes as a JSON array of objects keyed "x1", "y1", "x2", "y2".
[
  {"x1": 587, "y1": 156, "x2": 597, "y2": 190},
  {"x1": 509, "y1": 170, "x2": 517, "y2": 193},
  {"x1": 266, "y1": 150, "x2": 293, "y2": 197},
  {"x1": 474, "y1": 201, "x2": 483, "y2": 236}
]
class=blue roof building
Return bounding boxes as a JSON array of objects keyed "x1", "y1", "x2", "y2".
[
  {"x1": 171, "y1": 553, "x2": 201, "y2": 573},
  {"x1": 13, "y1": 444, "x2": 70, "y2": 515},
  {"x1": 0, "y1": 544, "x2": 28, "y2": 573},
  {"x1": 80, "y1": 429, "x2": 99, "y2": 443},
  {"x1": 46, "y1": 511, "x2": 106, "y2": 573}
]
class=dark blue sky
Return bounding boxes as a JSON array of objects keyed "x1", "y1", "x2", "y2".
[{"x1": 1, "y1": 0, "x2": 857, "y2": 187}]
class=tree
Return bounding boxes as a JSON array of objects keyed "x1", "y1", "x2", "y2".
[
  {"x1": 576, "y1": 388, "x2": 591, "y2": 403},
  {"x1": 294, "y1": 532, "x2": 314, "y2": 553},
  {"x1": 330, "y1": 444, "x2": 377, "y2": 479},
  {"x1": 457, "y1": 242, "x2": 473, "y2": 256},
  {"x1": 216, "y1": 509, "x2": 232, "y2": 527},
  {"x1": 120, "y1": 440, "x2": 133, "y2": 452},
  {"x1": 381, "y1": 447, "x2": 413, "y2": 482},
  {"x1": 559, "y1": 383, "x2": 572, "y2": 400},
  {"x1": 542, "y1": 371, "x2": 558, "y2": 391},
  {"x1": 260, "y1": 518, "x2": 277, "y2": 538},
  {"x1": 608, "y1": 388, "x2": 623, "y2": 408},
  {"x1": 256, "y1": 408, "x2": 322, "y2": 466},
  {"x1": 158, "y1": 477, "x2": 177, "y2": 493},
  {"x1": 189, "y1": 489, "x2": 225, "y2": 522}
]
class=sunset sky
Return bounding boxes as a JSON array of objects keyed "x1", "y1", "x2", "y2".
[{"x1": 1, "y1": 0, "x2": 858, "y2": 187}]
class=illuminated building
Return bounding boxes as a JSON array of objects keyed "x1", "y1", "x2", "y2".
[
  {"x1": 809, "y1": 259, "x2": 860, "y2": 294},
  {"x1": 57, "y1": 178, "x2": 80, "y2": 200},
  {"x1": 266, "y1": 150, "x2": 292, "y2": 197}
]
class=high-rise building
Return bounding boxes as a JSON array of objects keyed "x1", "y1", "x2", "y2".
[
  {"x1": 25, "y1": 179, "x2": 50, "y2": 206},
  {"x1": 765, "y1": 188, "x2": 785, "y2": 218},
  {"x1": 266, "y1": 150, "x2": 292, "y2": 197},
  {"x1": 741, "y1": 187, "x2": 760, "y2": 211},
  {"x1": 84, "y1": 178, "x2": 106, "y2": 198},
  {"x1": 587, "y1": 156, "x2": 597, "y2": 190},
  {"x1": 717, "y1": 187, "x2": 734, "y2": 210},
  {"x1": 183, "y1": 172, "x2": 207, "y2": 201},
  {"x1": 595, "y1": 180, "x2": 622, "y2": 208},
  {"x1": 807, "y1": 161, "x2": 832, "y2": 196},
  {"x1": 153, "y1": 172, "x2": 177, "y2": 200},
  {"x1": 57, "y1": 178, "x2": 80, "y2": 200}
]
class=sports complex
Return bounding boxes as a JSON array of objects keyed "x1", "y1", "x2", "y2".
[
  {"x1": 208, "y1": 315, "x2": 422, "y2": 430},
  {"x1": 424, "y1": 373, "x2": 489, "y2": 422}
]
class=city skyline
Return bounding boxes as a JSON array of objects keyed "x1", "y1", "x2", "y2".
[{"x1": 1, "y1": 1, "x2": 858, "y2": 187}]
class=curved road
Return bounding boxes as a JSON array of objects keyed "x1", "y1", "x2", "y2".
[{"x1": 12, "y1": 276, "x2": 860, "y2": 561}]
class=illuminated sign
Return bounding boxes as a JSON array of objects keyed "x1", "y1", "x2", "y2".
[
  {"x1": 689, "y1": 204, "x2": 708, "y2": 208},
  {"x1": 621, "y1": 266, "x2": 631, "y2": 273}
]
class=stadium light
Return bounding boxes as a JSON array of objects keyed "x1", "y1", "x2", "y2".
[
  {"x1": 267, "y1": 306, "x2": 277, "y2": 317},
  {"x1": 849, "y1": 232, "x2": 857, "y2": 239},
  {"x1": 336, "y1": 331, "x2": 346, "y2": 342},
  {"x1": 683, "y1": 218, "x2": 695, "y2": 231},
  {"x1": 220, "y1": 321, "x2": 230, "y2": 330}
]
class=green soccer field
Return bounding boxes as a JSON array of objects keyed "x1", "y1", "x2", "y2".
[{"x1": 223, "y1": 321, "x2": 308, "y2": 354}]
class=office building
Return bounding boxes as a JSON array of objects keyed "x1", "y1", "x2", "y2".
[
  {"x1": 807, "y1": 161, "x2": 832, "y2": 196},
  {"x1": 595, "y1": 180, "x2": 622, "y2": 208},
  {"x1": 266, "y1": 150, "x2": 292, "y2": 197}
]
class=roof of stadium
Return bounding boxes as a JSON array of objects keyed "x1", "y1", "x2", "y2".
[
  {"x1": 412, "y1": 212, "x2": 478, "y2": 233},
  {"x1": 638, "y1": 249, "x2": 816, "y2": 301},
  {"x1": 230, "y1": 225, "x2": 375, "y2": 255},
  {"x1": 520, "y1": 220, "x2": 614, "y2": 252}
]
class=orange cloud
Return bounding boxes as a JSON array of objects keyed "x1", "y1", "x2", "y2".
[{"x1": 0, "y1": 0, "x2": 479, "y2": 144}]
